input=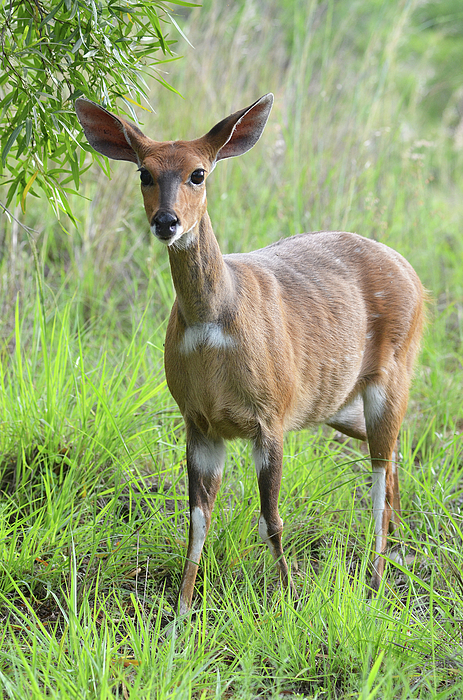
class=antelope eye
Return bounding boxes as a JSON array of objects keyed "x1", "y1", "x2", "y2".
[
  {"x1": 139, "y1": 169, "x2": 153, "y2": 186},
  {"x1": 190, "y1": 169, "x2": 205, "y2": 185}
]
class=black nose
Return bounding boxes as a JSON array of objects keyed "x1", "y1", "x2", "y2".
[{"x1": 152, "y1": 210, "x2": 179, "y2": 239}]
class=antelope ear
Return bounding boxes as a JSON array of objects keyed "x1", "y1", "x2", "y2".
[
  {"x1": 75, "y1": 98, "x2": 147, "y2": 163},
  {"x1": 205, "y1": 93, "x2": 274, "y2": 162}
]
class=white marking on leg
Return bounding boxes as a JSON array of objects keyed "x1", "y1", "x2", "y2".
[
  {"x1": 258, "y1": 514, "x2": 281, "y2": 561},
  {"x1": 252, "y1": 446, "x2": 267, "y2": 478},
  {"x1": 191, "y1": 438, "x2": 226, "y2": 476},
  {"x1": 258, "y1": 514, "x2": 270, "y2": 543},
  {"x1": 371, "y1": 466, "x2": 386, "y2": 560},
  {"x1": 180, "y1": 323, "x2": 235, "y2": 354},
  {"x1": 189, "y1": 506, "x2": 208, "y2": 563},
  {"x1": 363, "y1": 384, "x2": 387, "y2": 426}
]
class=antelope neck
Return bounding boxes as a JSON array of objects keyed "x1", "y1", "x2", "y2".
[{"x1": 167, "y1": 213, "x2": 234, "y2": 326}]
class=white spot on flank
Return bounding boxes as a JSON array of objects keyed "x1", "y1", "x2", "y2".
[
  {"x1": 374, "y1": 291, "x2": 384, "y2": 298},
  {"x1": 189, "y1": 506, "x2": 207, "y2": 562},
  {"x1": 363, "y1": 384, "x2": 387, "y2": 426},
  {"x1": 344, "y1": 353, "x2": 363, "y2": 366},
  {"x1": 180, "y1": 323, "x2": 235, "y2": 354}
]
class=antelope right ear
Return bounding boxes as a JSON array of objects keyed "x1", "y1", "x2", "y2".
[
  {"x1": 205, "y1": 93, "x2": 274, "y2": 162},
  {"x1": 75, "y1": 98, "x2": 146, "y2": 163}
]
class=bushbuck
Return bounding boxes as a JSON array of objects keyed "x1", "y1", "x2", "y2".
[{"x1": 75, "y1": 94, "x2": 424, "y2": 613}]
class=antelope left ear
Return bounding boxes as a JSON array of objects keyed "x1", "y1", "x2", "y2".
[
  {"x1": 75, "y1": 98, "x2": 147, "y2": 164},
  {"x1": 205, "y1": 93, "x2": 274, "y2": 162}
]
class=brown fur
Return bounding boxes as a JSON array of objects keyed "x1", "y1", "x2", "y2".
[{"x1": 75, "y1": 94, "x2": 425, "y2": 612}]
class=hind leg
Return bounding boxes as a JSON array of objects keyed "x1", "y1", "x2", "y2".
[{"x1": 363, "y1": 381, "x2": 407, "y2": 592}]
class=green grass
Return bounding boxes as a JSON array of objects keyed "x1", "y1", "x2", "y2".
[{"x1": 1, "y1": 0, "x2": 463, "y2": 697}]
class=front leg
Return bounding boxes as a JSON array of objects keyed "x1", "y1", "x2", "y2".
[
  {"x1": 253, "y1": 431, "x2": 295, "y2": 595},
  {"x1": 178, "y1": 421, "x2": 226, "y2": 614}
]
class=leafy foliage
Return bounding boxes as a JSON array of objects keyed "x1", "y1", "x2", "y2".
[{"x1": 0, "y1": 0, "x2": 197, "y2": 218}]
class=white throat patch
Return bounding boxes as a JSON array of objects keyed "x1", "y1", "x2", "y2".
[{"x1": 180, "y1": 323, "x2": 235, "y2": 354}]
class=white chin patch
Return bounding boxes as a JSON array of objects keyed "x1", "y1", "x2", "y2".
[
  {"x1": 170, "y1": 226, "x2": 197, "y2": 250},
  {"x1": 150, "y1": 223, "x2": 184, "y2": 246},
  {"x1": 150, "y1": 221, "x2": 198, "y2": 250}
]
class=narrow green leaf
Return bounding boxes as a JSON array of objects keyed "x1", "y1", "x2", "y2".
[
  {"x1": 164, "y1": 10, "x2": 194, "y2": 49},
  {"x1": 110, "y1": 6, "x2": 138, "y2": 13},
  {"x1": 71, "y1": 38, "x2": 83, "y2": 53},
  {"x1": 70, "y1": 150, "x2": 80, "y2": 190},
  {"x1": 167, "y1": 1, "x2": 201, "y2": 6},
  {"x1": 21, "y1": 169, "x2": 39, "y2": 213},
  {"x1": 39, "y1": 0, "x2": 65, "y2": 28},
  {"x1": 25, "y1": 118, "x2": 32, "y2": 147},
  {"x1": 2, "y1": 123, "x2": 24, "y2": 166}
]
